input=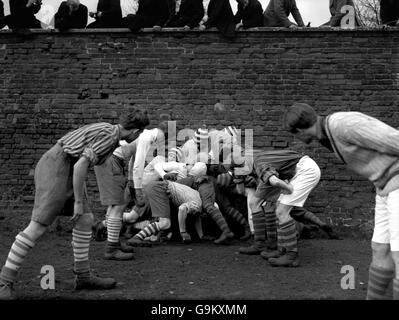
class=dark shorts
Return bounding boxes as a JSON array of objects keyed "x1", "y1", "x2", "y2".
[
  {"x1": 31, "y1": 143, "x2": 91, "y2": 226},
  {"x1": 144, "y1": 181, "x2": 171, "y2": 219},
  {"x1": 94, "y1": 155, "x2": 130, "y2": 206}
]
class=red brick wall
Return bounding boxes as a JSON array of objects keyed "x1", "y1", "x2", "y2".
[{"x1": 0, "y1": 29, "x2": 398, "y2": 228}]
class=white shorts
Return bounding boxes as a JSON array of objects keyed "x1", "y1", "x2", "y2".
[
  {"x1": 278, "y1": 156, "x2": 321, "y2": 207},
  {"x1": 372, "y1": 188, "x2": 399, "y2": 251}
]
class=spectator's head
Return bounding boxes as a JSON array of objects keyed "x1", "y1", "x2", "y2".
[
  {"x1": 168, "y1": 147, "x2": 183, "y2": 162},
  {"x1": 66, "y1": 0, "x2": 80, "y2": 11},
  {"x1": 283, "y1": 103, "x2": 319, "y2": 144},
  {"x1": 119, "y1": 109, "x2": 150, "y2": 143},
  {"x1": 193, "y1": 126, "x2": 209, "y2": 151},
  {"x1": 189, "y1": 162, "x2": 207, "y2": 177},
  {"x1": 237, "y1": 0, "x2": 249, "y2": 7}
]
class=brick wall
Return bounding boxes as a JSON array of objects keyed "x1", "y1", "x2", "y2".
[{"x1": 0, "y1": 28, "x2": 398, "y2": 230}]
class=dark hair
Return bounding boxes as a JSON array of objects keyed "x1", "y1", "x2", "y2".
[
  {"x1": 120, "y1": 109, "x2": 150, "y2": 130},
  {"x1": 283, "y1": 103, "x2": 318, "y2": 133}
]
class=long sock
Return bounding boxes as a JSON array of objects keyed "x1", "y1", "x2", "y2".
[
  {"x1": 303, "y1": 210, "x2": 325, "y2": 227},
  {"x1": 72, "y1": 228, "x2": 92, "y2": 275},
  {"x1": 134, "y1": 222, "x2": 161, "y2": 240},
  {"x1": 394, "y1": 279, "x2": 399, "y2": 300},
  {"x1": 278, "y1": 220, "x2": 298, "y2": 253},
  {"x1": 252, "y1": 211, "x2": 266, "y2": 243},
  {"x1": 208, "y1": 207, "x2": 231, "y2": 233},
  {"x1": 0, "y1": 232, "x2": 35, "y2": 284},
  {"x1": 107, "y1": 216, "x2": 122, "y2": 245},
  {"x1": 264, "y1": 210, "x2": 278, "y2": 243},
  {"x1": 225, "y1": 207, "x2": 247, "y2": 226},
  {"x1": 366, "y1": 264, "x2": 394, "y2": 300}
]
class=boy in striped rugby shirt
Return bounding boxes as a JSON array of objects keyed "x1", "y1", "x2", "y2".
[
  {"x1": 0, "y1": 109, "x2": 149, "y2": 299},
  {"x1": 232, "y1": 147, "x2": 321, "y2": 267},
  {"x1": 284, "y1": 103, "x2": 399, "y2": 299},
  {"x1": 94, "y1": 122, "x2": 167, "y2": 260}
]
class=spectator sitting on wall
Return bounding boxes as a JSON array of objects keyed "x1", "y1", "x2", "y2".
[
  {"x1": 86, "y1": 0, "x2": 123, "y2": 28},
  {"x1": 122, "y1": 0, "x2": 175, "y2": 33},
  {"x1": 263, "y1": 0, "x2": 305, "y2": 28},
  {"x1": 54, "y1": 0, "x2": 88, "y2": 31},
  {"x1": 165, "y1": 0, "x2": 204, "y2": 30},
  {"x1": 234, "y1": 0, "x2": 264, "y2": 30},
  {"x1": 321, "y1": 0, "x2": 361, "y2": 27},
  {"x1": 0, "y1": 0, "x2": 42, "y2": 31},
  {"x1": 380, "y1": 0, "x2": 399, "y2": 27},
  {"x1": 199, "y1": 0, "x2": 236, "y2": 39}
]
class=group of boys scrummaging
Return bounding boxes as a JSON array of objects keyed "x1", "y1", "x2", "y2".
[
  {"x1": 1, "y1": 0, "x2": 399, "y2": 35},
  {"x1": 0, "y1": 101, "x2": 399, "y2": 300}
]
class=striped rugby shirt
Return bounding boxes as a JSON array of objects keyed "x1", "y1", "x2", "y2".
[
  {"x1": 325, "y1": 112, "x2": 399, "y2": 195},
  {"x1": 234, "y1": 149, "x2": 303, "y2": 183},
  {"x1": 58, "y1": 122, "x2": 121, "y2": 166}
]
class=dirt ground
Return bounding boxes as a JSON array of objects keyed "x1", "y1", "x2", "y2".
[{"x1": 0, "y1": 227, "x2": 384, "y2": 300}]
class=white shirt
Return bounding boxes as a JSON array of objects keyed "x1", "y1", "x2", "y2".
[
  {"x1": 120, "y1": 0, "x2": 138, "y2": 17},
  {"x1": 129, "y1": 128, "x2": 160, "y2": 188}
]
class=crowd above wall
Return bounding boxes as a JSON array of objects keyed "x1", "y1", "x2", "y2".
[{"x1": 0, "y1": 0, "x2": 399, "y2": 38}]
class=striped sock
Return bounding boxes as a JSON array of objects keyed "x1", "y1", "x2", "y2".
[
  {"x1": 72, "y1": 228, "x2": 92, "y2": 274},
  {"x1": 134, "y1": 222, "x2": 161, "y2": 240},
  {"x1": 107, "y1": 216, "x2": 122, "y2": 244},
  {"x1": 0, "y1": 232, "x2": 35, "y2": 284},
  {"x1": 208, "y1": 207, "x2": 231, "y2": 233},
  {"x1": 394, "y1": 279, "x2": 399, "y2": 300},
  {"x1": 303, "y1": 210, "x2": 324, "y2": 227},
  {"x1": 252, "y1": 211, "x2": 266, "y2": 243},
  {"x1": 226, "y1": 207, "x2": 247, "y2": 226},
  {"x1": 265, "y1": 210, "x2": 278, "y2": 243},
  {"x1": 366, "y1": 264, "x2": 394, "y2": 300},
  {"x1": 278, "y1": 220, "x2": 298, "y2": 253}
]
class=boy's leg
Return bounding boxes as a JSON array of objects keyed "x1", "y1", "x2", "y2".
[
  {"x1": 239, "y1": 195, "x2": 267, "y2": 255},
  {"x1": 178, "y1": 205, "x2": 191, "y2": 244},
  {"x1": 268, "y1": 203, "x2": 299, "y2": 267},
  {"x1": 269, "y1": 156, "x2": 321, "y2": 267},
  {"x1": 367, "y1": 193, "x2": 395, "y2": 299},
  {"x1": 199, "y1": 181, "x2": 233, "y2": 245},
  {"x1": 388, "y1": 189, "x2": 399, "y2": 300},
  {"x1": 104, "y1": 204, "x2": 135, "y2": 261},
  {"x1": 0, "y1": 144, "x2": 72, "y2": 299},
  {"x1": 215, "y1": 184, "x2": 251, "y2": 240},
  {"x1": 128, "y1": 181, "x2": 170, "y2": 246}
]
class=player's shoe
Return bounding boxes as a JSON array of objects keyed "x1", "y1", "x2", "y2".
[
  {"x1": 74, "y1": 273, "x2": 117, "y2": 290},
  {"x1": 268, "y1": 251, "x2": 300, "y2": 267},
  {"x1": 0, "y1": 280, "x2": 14, "y2": 300},
  {"x1": 238, "y1": 241, "x2": 265, "y2": 255},
  {"x1": 214, "y1": 231, "x2": 234, "y2": 245},
  {"x1": 127, "y1": 237, "x2": 152, "y2": 247}
]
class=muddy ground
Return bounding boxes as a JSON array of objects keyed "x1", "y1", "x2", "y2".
[{"x1": 0, "y1": 226, "x2": 385, "y2": 300}]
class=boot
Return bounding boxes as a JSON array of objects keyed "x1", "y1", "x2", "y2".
[
  {"x1": 260, "y1": 248, "x2": 286, "y2": 260},
  {"x1": 74, "y1": 273, "x2": 117, "y2": 290},
  {"x1": 0, "y1": 280, "x2": 14, "y2": 300},
  {"x1": 119, "y1": 241, "x2": 135, "y2": 253},
  {"x1": 127, "y1": 236, "x2": 152, "y2": 247},
  {"x1": 321, "y1": 224, "x2": 341, "y2": 239},
  {"x1": 180, "y1": 231, "x2": 192, "y2": 244},
  {"x1": 239, "y1": 225, "x2": 252, "y2": 241},
  {"x1": 268, "y1": 251, "x2": 299, "y2": 267},
  {"x1": 214, "y1": 231, "x2": 234, "y2": 245},
  {"x1": 104, "y1": 246, "x2": 134, "y2": 261},
  {"x1": 238, "y1": 241, "x2": 265, "y2": 255}
]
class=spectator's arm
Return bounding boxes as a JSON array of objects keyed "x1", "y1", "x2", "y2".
[
  {"x1": 204, "y1": 0, "x2": 227, "y2": 28},
  {"x1": 234, "y1": 4, "x2": 244, "y2": 24},
  {"x1": 242, "y1": 2, "x2": 263, "y2": 28},
  {"x1": 271, "y1": 0, "x2": 293, "y2": 27},
  {"x1": 77, "y1": 5, "x2": 88, "y2": 28},
  {"x1": 98, "y1": 0, "x2": 121, "y2": 20},
  {"x1": 187, "y1": 0, "x2": 205, "y2": 28},
  {"x1": 54, "y1": 2, "x2": 69, "y2": 29},
  {"x1": 290, "y1": 0, "x2": 304, "y2": 26}
]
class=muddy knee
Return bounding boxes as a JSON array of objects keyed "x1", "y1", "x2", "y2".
[
  {"x1": 158, "y1": 217, "x2": 171, "y2": 230},
  {"x1": 74, "y1": 213, "x2": 94, "y2": 231}
]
